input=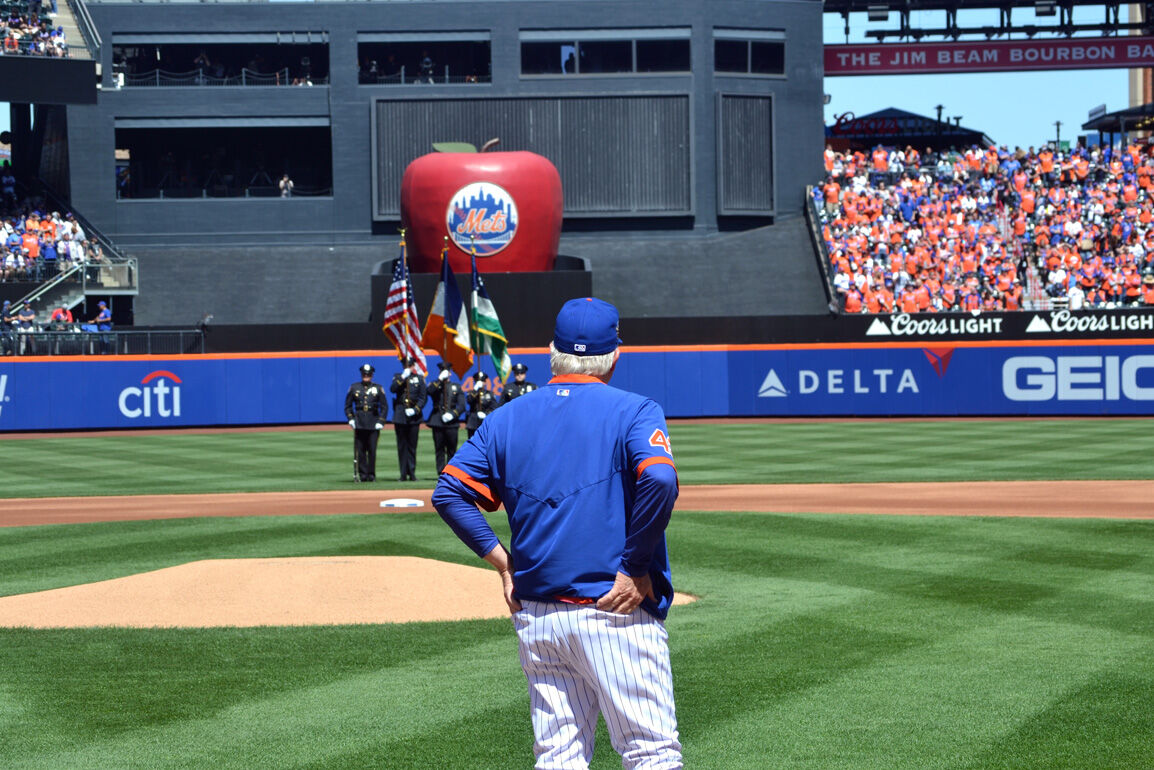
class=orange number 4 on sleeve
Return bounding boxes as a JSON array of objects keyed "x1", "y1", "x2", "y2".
[{"x1": 649, "y1": 429, "x2": 673, "y2": 456}]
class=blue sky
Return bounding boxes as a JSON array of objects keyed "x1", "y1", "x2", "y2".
[
  {"x1": 823, "y1": 6, "x2": 1132, "y2": 149},
  {"x1": 0, "y1": 6, "x2": 1135, "y2": 152}
]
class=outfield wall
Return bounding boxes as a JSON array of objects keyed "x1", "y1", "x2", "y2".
[{"x1": 2, "y1": 339, "x2": 1153, "y2": 430}]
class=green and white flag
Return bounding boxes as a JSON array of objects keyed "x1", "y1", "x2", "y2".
[{"x1": 470, "y1": 254, "x2": 512, "y2": 383}]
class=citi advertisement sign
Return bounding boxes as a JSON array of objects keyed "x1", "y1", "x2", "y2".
[{"x1": 118, "y1": 370, "x2": 183, "y2": 419}]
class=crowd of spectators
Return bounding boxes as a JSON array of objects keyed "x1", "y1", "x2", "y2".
[
  {"x1": 1, "y1": 172, "x2": 102, "y2": 284},
  {"x1": 816, "y1": 141, "x2": 1154, "y2": 313},
  {"x1": 1, "y1": 5, "x2": 66, "y2": 58}
]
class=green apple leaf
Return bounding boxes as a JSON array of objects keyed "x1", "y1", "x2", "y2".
[{"x1": 432, "y1": 142, "x2": 478, "y2": 153}]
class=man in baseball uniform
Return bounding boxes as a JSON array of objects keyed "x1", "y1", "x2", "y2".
[{"x1": 433, "y1": 297, "x2": 682, "y2": 769}]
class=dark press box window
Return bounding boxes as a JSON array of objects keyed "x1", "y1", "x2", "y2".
[
  {"x1": 522, "y1": 38, "x2": 690, "y2": 75},
  {"x1": 715, "y1": 39, "x2": 784, "y2": 75},
  {"x1": 637, "y1": 39, "x2": 690, "y2": 72},
  {"x1": 522, "y1": 41, "x2": 566, "y2": 74},
  {"x1": 750, "y1": 41, "x2": 784, "y2": 74},
  {"x1": 714, "y1": 40, "x2": 747, "y2": 72},
  {"x1": 579, "y1": 40, "x2": 632, "y2": 73}
]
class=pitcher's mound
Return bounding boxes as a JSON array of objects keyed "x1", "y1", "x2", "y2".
[{"x1": 0, "y1": 556, "x2": 696, "y2": 628}]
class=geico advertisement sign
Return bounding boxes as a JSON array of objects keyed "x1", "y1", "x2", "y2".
[
  {"x1": 119, "y1": 370, "x2": 182, "y2": 418},
  {"x1": 1003, "y1": 355, "x2": 1154, "y2": 401}
]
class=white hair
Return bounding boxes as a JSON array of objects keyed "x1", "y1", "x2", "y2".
[{"x1": 549, "y1": 342, "x2": 617, "y2": 377}]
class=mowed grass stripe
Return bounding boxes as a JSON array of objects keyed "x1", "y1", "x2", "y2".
[
  {"x1": 6, "y1": 629, "x2": 524, "y2": 769},
  {"x1": 690, "y1": 617, "x2": 1151, "y2": 770},
  {"x1": 668, "y1": 419, "x2": 1154, "y2": 484},
  {"x1": 961, "y1": 663, "x2": 1154, "y2": 770},
  {"x1": 5, "y1": 418, "x2": 1154, "y2": 498}
]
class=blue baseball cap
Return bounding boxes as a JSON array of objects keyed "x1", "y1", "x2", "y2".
[{"x1": 553, "y1": 297, "x2": 621, "y2": 356}]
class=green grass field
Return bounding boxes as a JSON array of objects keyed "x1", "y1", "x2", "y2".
[
  {"x1": 1, "y1": 419, "x2": 1153, "y2": 768},
  {"x1": 4, "y1": 418, "x2": 1154, "y2": 498}
]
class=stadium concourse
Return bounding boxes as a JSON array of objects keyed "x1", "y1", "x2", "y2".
[{"x1": 817, "y1": 143, "x2": 1154, "y2": 314}]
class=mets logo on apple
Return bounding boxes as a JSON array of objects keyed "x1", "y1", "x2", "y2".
[{"x1": 446, "y1": 182, "x2": 519, "y2": 256}]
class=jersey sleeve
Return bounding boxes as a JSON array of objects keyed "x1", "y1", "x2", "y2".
[
  {"x1": 625, "y1": 398, "x2": 677, "y2": 481},
  {"x1": 432, "y1": 424, "x2": 504, "y2": 559},
  {"x1": 620, "y1": 399, "x2": 679, "y2": 577}
]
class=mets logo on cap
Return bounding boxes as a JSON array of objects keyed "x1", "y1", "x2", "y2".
[{"x1": 446, "y1": 182, "x2": 518, "y2": 256}]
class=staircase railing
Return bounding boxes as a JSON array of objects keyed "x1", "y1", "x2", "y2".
[{"x1": 69, "y1": 0, "x2": 103, "y2": 62}]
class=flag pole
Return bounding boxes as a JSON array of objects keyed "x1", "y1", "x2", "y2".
[
  {"x1": 398, "y1": 228, "x2": 408, "y2": 364},
  {"x1": 441, "y1": 236, "x2": 450, "y2": 366},
  {"x1": 470, "y1": 235, "x2": 483, "y2": 380}
]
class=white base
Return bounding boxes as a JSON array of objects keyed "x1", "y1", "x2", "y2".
[{"x1": 380, "y1": 498, "x2": 424, "y2": 508}]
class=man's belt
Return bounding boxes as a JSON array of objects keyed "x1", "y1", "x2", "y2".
[{"x1": 553, "y1": 595, "x2": 596, "y2": 605}]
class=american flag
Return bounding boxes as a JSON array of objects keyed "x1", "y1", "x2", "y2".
[{"x1": 382, "y1": 244, "x2": 428, "y2": 376}]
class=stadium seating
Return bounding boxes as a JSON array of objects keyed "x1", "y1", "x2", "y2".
[
  {"x1": 816, "y1": 143, "x2": 1154, "y2": 313},
  {"x1": 1, "y1": 10, "x2": 67, "y2": 58}
]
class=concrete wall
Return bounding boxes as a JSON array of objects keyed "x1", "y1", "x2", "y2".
[{"x1": 75, "y1": 0, "x2": 824, "y2": 245}]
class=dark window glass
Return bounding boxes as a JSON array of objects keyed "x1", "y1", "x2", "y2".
[
  {"x1": 115, "y1": 126, "x2": 332, "y2": 198},
  {"x1": 750, "y1": 41, "x2": 784, "y2": 74},
  {"x1": 521, "y1": 41, "x2": 567, "y2": 74},
  {"x1": 714, "y1": 39, "x2": 748, "y2": 73},
  {"x1": 360, "y1": 41, "x2": 491, "y2": 83},
  {"x1": 636, "y1": 39, "x2": 690, "y2": 72},
  {"x1": 112, "y1": 43, "x2": 330, "y2": 82},
  {"x1": 578, "y1": 40, "x2": 632, "y2": 73}
]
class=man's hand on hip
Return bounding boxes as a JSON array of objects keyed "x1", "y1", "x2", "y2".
[{"x1": 596, "y1": 571, "x2": 655, "y2": 615}]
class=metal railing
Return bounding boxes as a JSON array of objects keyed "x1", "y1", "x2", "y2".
[
  {"x1": 70, "y1": 0, "x2": 102, "y2": 61},
  {"x1": 117, "y1": 67, "x2": 328, "y2": 87},
  {"x1": 15, "y1": 256, "x2": 138, "y2": 308},
  {"x1": 804, "y1": 185, "x2": 838, "y2": 313},
  {"x1": 135, "y1": 183, "x2": 333, "y2": 199},
  {"x1": 2, "y1": 327, "x2": 205, "y2": 356},
  {"x1": 361, "y1": 65, "x2": 489, "y2": 85}
]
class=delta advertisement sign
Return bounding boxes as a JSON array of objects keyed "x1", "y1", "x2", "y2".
[{"x1": 825, "y1": 36, "x2": 1154, "y2": 76}]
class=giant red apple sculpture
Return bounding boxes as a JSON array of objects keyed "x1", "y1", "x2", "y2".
[{"x1": 400, "y1": 142, "x2": 563, "y2": 273}]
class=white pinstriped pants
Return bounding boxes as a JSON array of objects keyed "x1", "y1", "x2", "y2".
[{"x1": 513, "y1": 600, "x2": 683, "y2": 770}]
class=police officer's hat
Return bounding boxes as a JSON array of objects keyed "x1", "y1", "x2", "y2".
[
  {"x1": 437, "y1": 361, "x2": 454, "y2": 371},
  {"x1": 474, "y1": 371, "x2": 488, "y2": 381},
  {"x1": 360, "y1": 363, "x2": 375, "y2": 376},
  {"x1": 512, "y1": 363, "x2": 528, "y2": 374},
  {"x1": 401, "y1": 356, "x2": 415, "y2": 367}
]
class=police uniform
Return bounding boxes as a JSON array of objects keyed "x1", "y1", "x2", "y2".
[
  {"x1": 426, "y1": 361, "x2": 466, "y2": 475},
  {"x1": 465, "y1": 371, "x2": 498, "y2": 439},
  {"x1": 389, "y1": 357, "x2": 427, "y2": 481},
  {"x1": 0, "y1": 300, "x2": 14, "y2": 356},
  {"x1": 344, "y1": 363, "x2": 386, "y2": 482},
  {"x1": 501, "y1": 362, "x2": 537, "y2": 404}
]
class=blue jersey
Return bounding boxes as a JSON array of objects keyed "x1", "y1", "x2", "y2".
[{"x1": 432, "y1": 374, "x2": 679, "y2": 619}]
